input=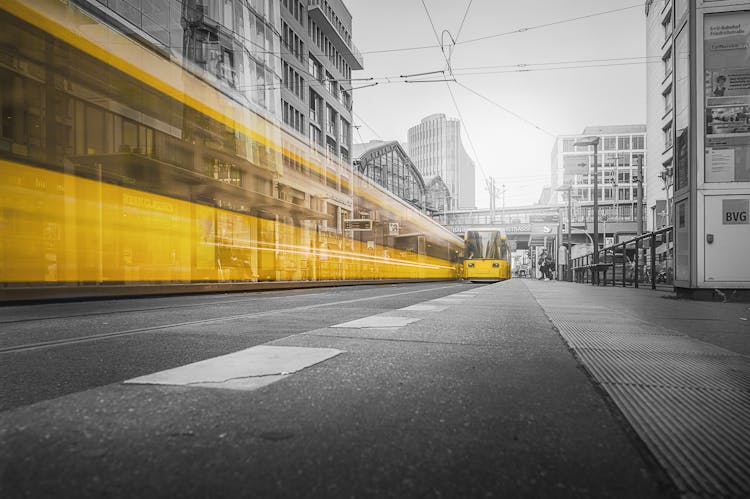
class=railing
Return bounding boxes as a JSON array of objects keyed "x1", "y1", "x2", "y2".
[{"x1": 570, "y1": 226, "x2": 674, "y2": 290}]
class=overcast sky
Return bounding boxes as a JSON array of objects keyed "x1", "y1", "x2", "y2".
[{"x1": 346, "y1": 0, "x2": 651, "y2": 208}]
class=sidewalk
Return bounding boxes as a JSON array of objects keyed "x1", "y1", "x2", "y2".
[{"x1": 523, "y1": 278, "x2": 750, "y2": 498}]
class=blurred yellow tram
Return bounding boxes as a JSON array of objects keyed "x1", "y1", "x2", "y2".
[
  {"x1": 0, "y1": 1, "x2": 464, "y2": 301},
  {"x1": 463, "y1": 228, "x2": 512, "y2": 282}
]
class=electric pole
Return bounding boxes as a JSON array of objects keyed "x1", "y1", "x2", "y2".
[
  {"x1": 489, "y1": 177, "x2": 496, "y2": 224},
  {"x1": 636, "y1": 155, "x2": 644, "y2": 235}
]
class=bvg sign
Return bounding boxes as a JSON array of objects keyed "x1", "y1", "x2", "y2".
[{"x1": 723, "y1": 199, "x2": 749, "y2": 224}]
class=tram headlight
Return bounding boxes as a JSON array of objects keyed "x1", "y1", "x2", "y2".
[
  {"x1": 492, "y1": 263, "x2": 500, "y2": 268},
  {"x1": 467, "y1": 263, "x2": 474, "y2": 268}
]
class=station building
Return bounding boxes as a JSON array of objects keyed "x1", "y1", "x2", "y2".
[{"x1": 353, "y1": 141, "x2": 451, "y2": 215}]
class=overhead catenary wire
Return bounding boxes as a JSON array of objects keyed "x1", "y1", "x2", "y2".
[
  {"x1": 454, "y1": 81, "x2": 557, "y2": 137},
  {"x1": 352, "y1": 110, "x2": 383, "y2": 140},
  {"x1": 454, "y1": 0, "x2": 474, "y2": 44},
  {"x1": 444, "y1": 80, "x2": 490, "y2": 188},
  {"x1": 360, "y1": 1, "x2": 645, "y2": 55},
  {"x1": 419, "y1": 0, "x2": 453, "y2": 74},
  {"x1": 416, "y1": 0, "x2": 488, "y2": 187},
  {"x1": 456, "y1": 2, "x2": 645, "y2": 46},
  {"x1": 236, "y1": 58, "x2": 659, "y2": 92},
  {"x1": 236, "y1": 55, "x2": 661, "y2": 93}
]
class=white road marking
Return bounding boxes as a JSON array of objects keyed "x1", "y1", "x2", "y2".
[
  {"x1": 122, "y1": 288, "x2": 471, "y2": 392},
  {"x1": 399, "y1": 304, "x2": 447, "y2": 312},
  {"x1": 124, "y1": 345, "x2": 343, "y2": 391},
  {"x1": 430, "y1": 297, "x2": 467, "y2": 303},
  {"x1": 330, "y1": 316, "x2": 422, "y2": 328}
]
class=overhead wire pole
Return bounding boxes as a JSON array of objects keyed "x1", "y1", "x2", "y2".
[{"x1": 489, "y1": 177, "x2": 495, "y2": 222}]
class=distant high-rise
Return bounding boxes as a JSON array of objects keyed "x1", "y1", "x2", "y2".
[{"x1": 407, "y1": 114, "x2": 476, "y2": 210}]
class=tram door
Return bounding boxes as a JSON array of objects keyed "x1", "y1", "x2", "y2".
[{"x1": 257, "y1": 215, "x2": 276, "y2": 281}]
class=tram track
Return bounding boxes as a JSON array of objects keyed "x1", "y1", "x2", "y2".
[
  {"x1": 0, "y1": 284, "x2": 460, "y2": 354},
  {"x1": 0, "y1": 290, "x2": 339, "y2": 325}
]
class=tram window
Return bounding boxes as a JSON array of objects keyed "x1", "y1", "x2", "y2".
[
  {"x1": 141, "y1": 127, "x2": 154, "y2": 156},
  {"x1": 85, "y1": 105, "x2": 105, "y2": 154},
  {"x1": 122, "y1": 120, "x2": 138, "y2": 151},
  {"x1": 0, "y1": 73, "x2": 13, "y2": 143}
]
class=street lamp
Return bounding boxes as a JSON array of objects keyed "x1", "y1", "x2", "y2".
[
  {"x1": 573, "y1": 136, "x2": 600, "y2": 283},
  {"x1": 555, "y1": 184, "x2": 573, "y2": 281}
]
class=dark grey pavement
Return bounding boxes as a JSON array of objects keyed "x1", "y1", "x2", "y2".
[{"x1": 1, "y1": 279, "x2": 747, "y2": 498}]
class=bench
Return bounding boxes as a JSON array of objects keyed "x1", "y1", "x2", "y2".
[{"x1": 573, "y1": 263, "x2": 615, "y2": 285}]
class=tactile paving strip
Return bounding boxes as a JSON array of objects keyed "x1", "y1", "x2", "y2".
[
  {"x1": 554, "y1": 321, "x2": 679, "y2": 336},
  {"x1": 533, "y1": 292, "x2": 750, "y2": 498},
  {"x1": 576, "y1": 349, "x2": 750, "y2": 392},
  {"x1": 606, "y1": 384, "x2": 750, "y2": 498},
  {"x1": 561, "y1": 330, "x2": 738, "y2": 356}
]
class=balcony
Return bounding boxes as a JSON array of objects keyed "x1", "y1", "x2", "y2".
[{"x1": 308, "y1": 0, "x2": 364, "y2": 70}]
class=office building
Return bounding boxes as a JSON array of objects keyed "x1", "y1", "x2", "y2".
[
  {"x1": 407, "y1": 114, "x2": 476, "y2": 210},
  {"x1": 550, "y1": 125, "x2": 647, "y2": 245},
  {"x1": 645, "y1": 0, "x2": 675, "y2": 231},
  {"x1": 279, "y1": 0, "x2": 362, "y2": 163}
]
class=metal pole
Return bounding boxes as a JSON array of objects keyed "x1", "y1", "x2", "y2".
[
  {"x1": 501, "y1": 183, "x2": 506, "y2": 224},
  {"x1": 567, "y1": 189, "x2": 572, "y2": 281},
  {"x1": 650, "y1": 232, "x2": 657, "y2": 289},
  {"x1": 592, "y1": 141, "x2": 599, "y2": 283},
  {"x1": 489, "y1": 177, "x2": 495, "y2": 224},
  {"x1": 556, "y1": 207, "x2": 562, "y2": 280},
  {"x1": 637, "y1": 155, "x2": 644, "y2": 236}
]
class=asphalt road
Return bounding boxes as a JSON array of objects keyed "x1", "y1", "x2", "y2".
[{"x1": 0, "y1": 281, "x2": 674, "y2": 498}]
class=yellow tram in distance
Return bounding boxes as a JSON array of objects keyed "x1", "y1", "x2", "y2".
[{"x1": 463, "y1": 228, "x2": 512, "y2": 282}]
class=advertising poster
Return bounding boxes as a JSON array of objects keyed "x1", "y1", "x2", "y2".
[{"x1": 704, "y1": 11, "x2": 750, "y2": 182}]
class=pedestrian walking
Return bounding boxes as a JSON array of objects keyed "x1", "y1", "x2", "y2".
[
  {"x1": 538, "y1": 249, "x2": 550, "y2": 281},
  {"x1": 543, "y1": 251, "x2": 553, "y2": 280}
]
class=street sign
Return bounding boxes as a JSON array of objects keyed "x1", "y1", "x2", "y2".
[
  {"x1": 388, "y1": 222, "x2": 400, "y2": 235},
  {"x1": 722, "y1": 199, "x2": 749, "y2": 224},
  {"x1": 344, "y1": 219, "x2": 373, "y2": 231}
]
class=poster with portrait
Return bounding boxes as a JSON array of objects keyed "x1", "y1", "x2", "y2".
[{"x1": 704, "y1": 10, "x2": 750, "y2": 182}]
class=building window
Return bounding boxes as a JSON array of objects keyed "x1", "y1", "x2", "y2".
[
  {"x1": 617, "y1": 136, "x2": 630, "y2": 150},
  {"x1": 340, "y1": 118, "x2": 350, "y2": 148},
  {"x1": 663, "y1": 86, "x2": 673, "y2": 114},
  {"x1": 309, "y1": 89, "x2": 320, "y2": 124},
  {"x1": 662, "y1": 12, "x2": 672, "y2": 41},
  {"x1": 309, "y1": 123, "x2": 321, "y2": 145},
  {"x1": 631, "y1": 135, "x2": 645, "y2": 150},
  {"x1": 663, "y1": 122, "x2": 673, "y2": 150},
  {"x1": 340, "y1": 90, "x2": 351, "y2": 109},
  {"x1": 663, "y1": 49, "x2": 672, "y2": 78},
  {"x1": 326, "y1": 105, "x2": 336, "y2": 136},
  {"x1": 602, "y1": 136, "x2": 616, "y2": 151},
  {"x1": 325, "y1": 71, "x2": 338, "y2": 98},
  {"x1": 308, "y1": 54, "x2": 322, "y2": 82}
]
